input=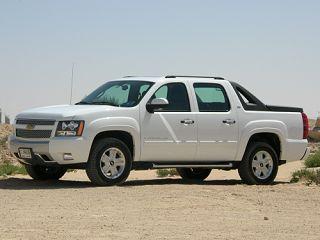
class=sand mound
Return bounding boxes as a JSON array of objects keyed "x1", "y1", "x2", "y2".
[{"x1": 0, "y1": 124, "x2": 17, "y2": 164}]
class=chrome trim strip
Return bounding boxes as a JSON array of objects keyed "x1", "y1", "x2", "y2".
[{"x1": 152, "y1": 163, "x2": 233, "y2": 168}]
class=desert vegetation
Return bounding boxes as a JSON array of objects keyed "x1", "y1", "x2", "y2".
[
  {"x1": 156, "y1": 168, "x2": 178, "y2": 178},
  {"x1": 0, "y1": 124, "x2": 26, "y2": 177},
  {"x1": 291, "y1": 149, "x2": 320, "y2": 185},
  {"x1": 0, "y1": 163, "x2": 26, "y2": 176}
]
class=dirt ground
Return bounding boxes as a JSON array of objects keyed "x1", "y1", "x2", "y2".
[{"x1": 1, "y1": 161, "x2": 320, "y2": 240}]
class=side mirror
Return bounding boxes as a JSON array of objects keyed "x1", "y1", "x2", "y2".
[{"x1": 146, "y1": 98, "x2": 169, "y2": 113}]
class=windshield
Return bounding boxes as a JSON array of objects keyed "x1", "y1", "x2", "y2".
[{"x1": 77, "y1": 81, "x2": 154, "y2": 107}]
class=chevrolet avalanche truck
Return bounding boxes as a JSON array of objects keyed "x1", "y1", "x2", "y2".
[{"x1": 9, "y1": 75, "x2": 310, "y2": 186}]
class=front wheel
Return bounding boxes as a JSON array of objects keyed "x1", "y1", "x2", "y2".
[
  {"x1": 86, "y1": 138, "x2": 132, "y2": 186},
  {"x1": 24, "y1": 165, "x2": 67, "y2": 180},
  {"x1": 238, "y1": 142, "x2": 279, "y2": 185},
  {"x1": 176, "y1": 168, "x2": 212, "y2": 181}
]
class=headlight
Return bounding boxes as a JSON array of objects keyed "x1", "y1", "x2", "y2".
[{"x1": 55, "y1": 121, "x2": 85, "y2": 137}]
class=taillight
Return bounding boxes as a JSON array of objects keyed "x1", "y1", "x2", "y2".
[{"x1": 302, "y1": 112, "x2": 309, "y2": 139}]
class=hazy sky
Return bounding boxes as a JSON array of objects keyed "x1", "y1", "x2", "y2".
[{"x1": 0, "y1": 0, "x2": 319, "y2": 120}]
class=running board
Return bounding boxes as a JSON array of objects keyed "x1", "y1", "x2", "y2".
[
  {"x1": 132, "y1": 161, "x2": 236, "y2": 170},
  {"x1": 151, "y1": 163, "x2": 233, "y2": 169}
]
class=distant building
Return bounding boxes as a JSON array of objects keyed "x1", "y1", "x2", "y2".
[
  {"x1": 0, "y1": 108, "x2": 10, "y2": 124},
  {"x1": 314, "y1": 116, "x2": 320, "y2": 131},
  {"x1": 5, "y1": 115, "x2": 10, "y2": 124}
]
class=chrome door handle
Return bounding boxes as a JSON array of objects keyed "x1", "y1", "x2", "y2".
[
  {"x1": 223, "y1": 119, "x2": 236, "y2": 125},
  {"x1": 180, "y1": 119, "x2": 195, "y2": 125}
]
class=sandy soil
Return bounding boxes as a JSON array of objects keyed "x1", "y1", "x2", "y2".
[{"x1": 1, "y1": 160, "x2": 320, "y2": 240}]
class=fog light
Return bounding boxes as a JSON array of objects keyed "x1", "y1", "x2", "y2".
[{"x1": 63, "y1": 153, "x2": 73, "y2": 160}]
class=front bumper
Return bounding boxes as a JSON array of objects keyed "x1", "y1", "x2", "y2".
[
  {"x1": 9, "y1": 135, "x2": 91, "y2": 166},
  {"x1": 9, "y1": 136, "x2": 50, "y2": 155}
]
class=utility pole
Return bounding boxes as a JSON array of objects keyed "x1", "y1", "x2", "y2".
[{"x1": 69, "y1": 63, "x2": 75, "y2": 105}]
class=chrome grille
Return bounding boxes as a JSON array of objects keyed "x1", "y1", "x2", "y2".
[
  {"x1": 16, "y1": 129, "x2": 52, "y2": 139},
  {"x1": 16, "y1": 119, "x2": 55, "y2": 125},
  {"x1": 15, "y1": 118, "x2": 55, "y2": 139}
]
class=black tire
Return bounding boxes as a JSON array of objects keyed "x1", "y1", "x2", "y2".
[
  {"x1": 24, "y1": 165, "x2": 67, "y2": 180},
  {"x1": 176, "y1": 168, "x2": 212, "y2": 181},
  {"x1": 86, "y1": 138, "x2": 132, "y2": 186},
  {"x1": 238, "y1": 142, "x2": 279, "y2": 185}
]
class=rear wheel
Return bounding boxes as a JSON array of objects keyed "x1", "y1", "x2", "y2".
[
  {"x1": 176, "y1": 168, "x2": 211, "y2": 181},
  {"x1": 86, "y1": 138, "x2": 132, "y2": 186},
  {"x1": 238, "y1": 142, "x2": 279, "y2": 185},
  {"x1": 25, "y1": 165, "x2": 67, "y2": 180}
]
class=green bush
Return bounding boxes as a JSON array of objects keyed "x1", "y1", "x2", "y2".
[
  {"x1": 305, "y1": 150, "x2": 320, "y2": 168},
  {"x1": 0, "y1": 163, "x2": 27, "y2": 176},
  {"x1": 291, "y1": 169, "x2": 320, "y2": 185},
  {"x1": 156, "y1": 168, "x2": 179, "y2": 178}
]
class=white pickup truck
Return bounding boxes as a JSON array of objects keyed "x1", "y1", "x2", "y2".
[{"x1": 9, "y1": 75, "x2": 310, "y2": 185}]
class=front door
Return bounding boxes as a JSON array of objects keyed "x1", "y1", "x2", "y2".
[{"x1": 140, "y1": 82, "x2": 197, "y2": 162}]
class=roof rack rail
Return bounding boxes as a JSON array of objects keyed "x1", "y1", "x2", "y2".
[{"x1": 165, "y1": 75, "x2": 225, "y2": 80}]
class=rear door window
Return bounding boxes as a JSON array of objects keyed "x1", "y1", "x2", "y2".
[{"x1": 193, "y1": 83, "x2": 230, "y2": 112}]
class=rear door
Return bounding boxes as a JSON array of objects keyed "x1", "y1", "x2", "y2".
[{"x1": 192, "y1": 81, "x2": 239, "y2": 161}]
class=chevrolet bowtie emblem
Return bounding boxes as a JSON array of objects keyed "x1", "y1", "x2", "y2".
[{"x1": 25, "y1": 124, "x2": 35, "y2": 130}]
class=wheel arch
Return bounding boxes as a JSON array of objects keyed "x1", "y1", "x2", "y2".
[
  {"x1": 236, "y1": 129, "x2": 285, "y2": 162},
  {"x1": 91, "y1": 130, "x2": 135, "y2": 158},
  {"x1": 245, "y1": 132, "x2": 281, "y2": 159},
  {"x1": 87, "y1": 117, "x2": 140, "y2": 162}
]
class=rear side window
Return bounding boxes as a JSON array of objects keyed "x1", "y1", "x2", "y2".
[
  {"x1": 150, "y1": 82, "x2": 190, "y2": 112},
  {"x1": 193, "y1": 83, "x2": 230, "y2": 112}
]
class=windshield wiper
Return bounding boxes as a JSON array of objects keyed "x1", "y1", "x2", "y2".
[
  {"x1": 75, "y1": 101, "x2": 119, "y2": 106},
  {"x1": 75, "y1": 101, "x2": 90, "y2": 105},
  {"x1": 91, "y1": 101, "x2": 119, "y2": 106}
]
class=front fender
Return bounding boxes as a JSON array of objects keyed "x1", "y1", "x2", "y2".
[{"x1": 87, "y1": 117, "x2": 140, "y2": 162}]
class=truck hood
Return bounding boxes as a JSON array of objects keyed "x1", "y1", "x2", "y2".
[{"x1": 16, "y1": 105, "x2": 117, "y2": 120}]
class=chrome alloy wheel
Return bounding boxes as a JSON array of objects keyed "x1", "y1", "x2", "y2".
[
  {"x1": 100, "y1": 147, "x2": 126, "y2": 179},
  {"x1": 251, "y1": 150, "x2": 274, "y2": 180}
]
